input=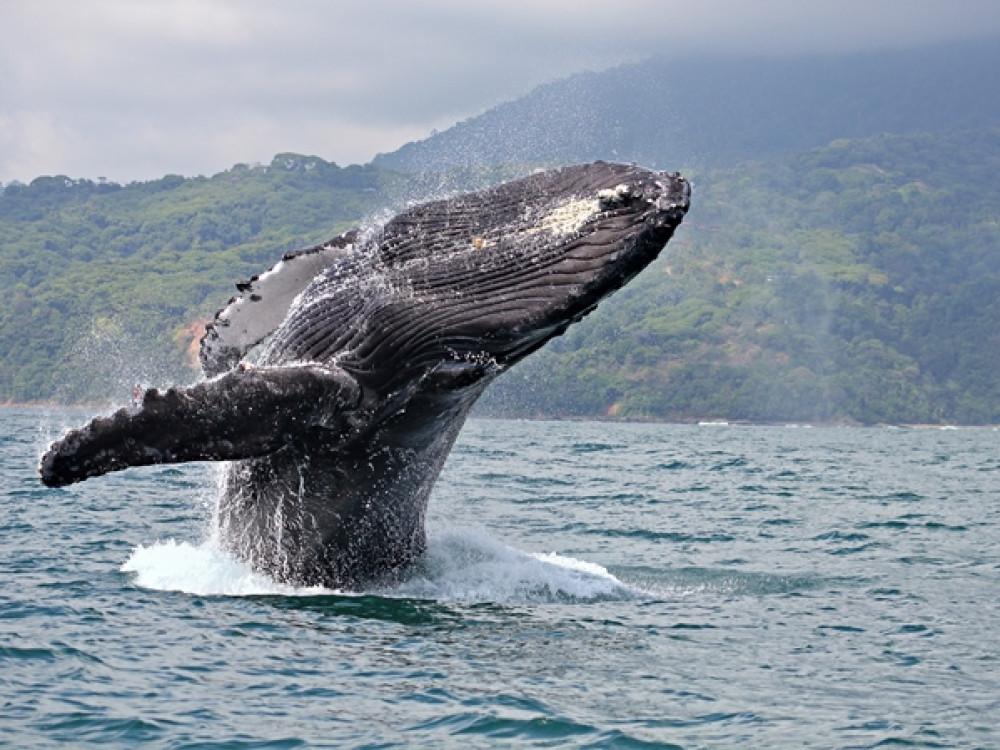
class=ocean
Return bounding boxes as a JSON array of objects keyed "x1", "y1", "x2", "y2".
[{"x1": 2, "y1": 407, "x2": 998, "y2": 748}]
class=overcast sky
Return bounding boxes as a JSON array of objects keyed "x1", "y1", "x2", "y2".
[{"x1": 2, "y1": 0, "x2": 999, "y2": 184}]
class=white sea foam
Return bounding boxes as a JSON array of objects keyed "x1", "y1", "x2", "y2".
[
  {"x1": 120, "y1": 528, "x2": 634, "y2": 604},
  {"x1": 121, "y1": 539, "x2": 324, "y2": 597},
  {"x1": 390, "y1": 527, "x2": 634, "y2": 603}
]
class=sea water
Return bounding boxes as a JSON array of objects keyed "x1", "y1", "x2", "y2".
[{"x1": 1, "y1": 408, "x2": 998, "y2": 748}]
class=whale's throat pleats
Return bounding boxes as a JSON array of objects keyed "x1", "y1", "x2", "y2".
[{"x1": 251, "y1": 163, "x2": 689, "y2": 382}]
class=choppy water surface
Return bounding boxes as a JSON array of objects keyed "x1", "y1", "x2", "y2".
[{"x1": 2, "y1": 408, "x2": 998, "y2": 748}]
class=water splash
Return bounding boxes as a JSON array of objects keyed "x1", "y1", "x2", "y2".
[
  {"x1": 120, "y1": 528, "x2": 635, "y2": 604},
  {"x1": 391, "y1": 527, "x2": 634, "y2": 603},
  {"x1": 121, "y1": 539, "x2": 322, "y2": 597},
  {"x1": 57, "y1": 315, "x2": 192, "y2": 404}
]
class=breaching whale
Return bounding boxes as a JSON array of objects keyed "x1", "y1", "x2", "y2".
[{"x1": 39, "y1": 162, "x2": 690, "y2": 589}]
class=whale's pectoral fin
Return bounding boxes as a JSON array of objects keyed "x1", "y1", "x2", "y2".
[
  {"x1": 39, "y1": 364, "x2": 362, "y2": 487},
  {"x1": 200, "y1": 235, "x2": 357, "y2": 376}
]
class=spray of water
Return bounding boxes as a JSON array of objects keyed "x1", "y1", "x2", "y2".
[
  {"x1": 56, "y1": 315, "x2": 195, "y2": 405},
  {"x1": 120, "y1": 524, "x2": 635, "y2": 604}
]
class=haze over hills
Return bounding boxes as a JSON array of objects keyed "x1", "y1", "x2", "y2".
[
  {"x1": 375, "y1": 38, "x2": 1000, "y2": 174},
  {"x1": 2, "y1": 39, "x2": 999, "y2": 423}
]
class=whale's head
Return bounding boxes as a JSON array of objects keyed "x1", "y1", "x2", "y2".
[
  {"x1": 243, "y1": 162, "x2": 690, "y2": 395},
  {"x1": 423, "y1": 162, "x2": 690, "y2": 368}
]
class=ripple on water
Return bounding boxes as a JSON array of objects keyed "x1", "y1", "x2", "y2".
[{"x1": 5, "y1": 412, "x2": 1000, "y2": 748}]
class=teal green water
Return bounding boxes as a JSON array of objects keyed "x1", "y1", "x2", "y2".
[{"x1": 2, "y1": 409, "x2": 998, "y2": 748}]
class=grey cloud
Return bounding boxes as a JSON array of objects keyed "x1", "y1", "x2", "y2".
[{"x1": 2, "y1": 0, "x2": 999, "y2": 182}]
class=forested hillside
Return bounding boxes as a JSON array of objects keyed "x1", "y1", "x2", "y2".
[
  {"x1": 479, "y1": 127, "x2": 1000, "y2": 424},
  {"x1": 2, "y1": 128, "x2": 999, "y2": 423},
  {"x1": 0, "y1": 155, "x2": 394, "y2": 402}
]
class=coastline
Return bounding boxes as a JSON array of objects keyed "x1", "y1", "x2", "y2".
[{"x1": 7, "y1": 401, "x2": 996, "y2": 430}]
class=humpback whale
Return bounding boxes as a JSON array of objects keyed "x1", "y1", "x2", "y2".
[{"x1": 39, "y1": 162, "x2": 690, "y2": 589}]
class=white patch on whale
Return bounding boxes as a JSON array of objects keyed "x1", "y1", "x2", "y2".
[{"x1": 527, "y1": 197, "x2": 602, "y2": 237}]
